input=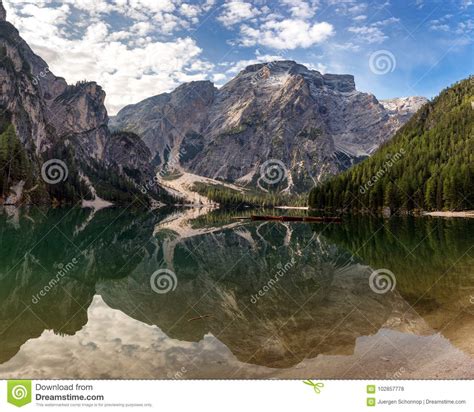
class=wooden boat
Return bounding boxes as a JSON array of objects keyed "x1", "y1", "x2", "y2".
[
  {"x1": 250, "y1": 215, "x2": 283, "y2": 221},
  {"x1": 233, "y1": 215, "x2": 342, "y2": 223}
]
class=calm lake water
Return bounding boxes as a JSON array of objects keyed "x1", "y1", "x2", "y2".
[{"x1": 0, "y1": 206, "x2": 473, "y2": 379}]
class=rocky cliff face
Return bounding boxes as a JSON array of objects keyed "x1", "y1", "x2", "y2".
[
  {"x1": 0, "y1": 2, "x2": 5, "y2": 22},
  {"x1": 111, "y1": 61, "x2": 427, "y2": 193},
  {"x1": 380, "y1": 96, "x2": 429, "y2": 130},
  {"x1": 0, "y1": 6, "x2": 165, "y2": 205}
]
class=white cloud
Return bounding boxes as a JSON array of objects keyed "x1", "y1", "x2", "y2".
[
  {"x1": 347, "y1": 3, "x2": 367, "y2": 14},
  {"x1": 430, "y1": 22, "x2": 450, "y2": 32},
  {"x1": 427, "y1": 11, "x2": 474, "y2": 36},
  {"x1": 212, "y1": 73, "x2": 227, "y2": 85},
  {"x1": 430, "y1": 15, "x2": 474, "y2": 35},
  {"x1": 347, "y1": 15, "x2": 399, "y2": 44},
  {"x1": 279, "y1": 0, "x2": 317, "y2": 19},
  {"x1": 3, "y1": 0, "x2": 215, "y2": 115},
  {"x1": 180, "y1": 3, "x2": 201, "y2": 19},
  {"x1": 0, "y1": 296, "x2": 239, "y2": 380},
  {"x1": 456, "y1": 18, "x2": 474, "y2": 34},
  {"x1": 327, "y1": 0, "x2": 368, "y2": 15},
  {"x1": 302, "y1": 61, "x2": 327, "y2": 73},
  {"x1": 221, "y1": 51, "x2": 287, "y2": 76},
  {"x1": 7, "y1": 0, "x2": 216, "y2": 35},
  {"x1": 348, "y1": 26, "x2": 387, "y2": 43},
  {"x1": 373, "y1": 17, "x2": 400, "y2": 26},
  {"x1": 217, "y1": 0, "x2": 332, "y2": 50},
  {"x1": 130, "y1": 21, "x2": 153, "y2": 36},
  {"x1": 217, "y1": 1, "x2": 261, "y2": 27},
  {"x1": 333, "y1": 41, "x2": 360, "y2": 51},
  {"x1": 353, "y1": 15, "x2": 367, "y2": 22},
  {"x1": 240, "y1": 18, "x2": 334, "y2": 49}
]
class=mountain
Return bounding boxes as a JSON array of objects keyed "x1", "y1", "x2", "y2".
[
  {"x1": 111, "y1": 60, "x2": 427, "y2": 193},
  {"x1": 0, "y1": 5, "x2": 167, "y2": 206},
  {"x1": 309, "y1": 77, "x2": 474, "y2": 212},
  {"x1": 380, "y1": 96, "x2": 430, "y2": 129}
]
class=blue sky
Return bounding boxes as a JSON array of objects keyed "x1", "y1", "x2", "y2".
[{"x1": 4, "y1": 0, "x2": 473, "y2": 114}]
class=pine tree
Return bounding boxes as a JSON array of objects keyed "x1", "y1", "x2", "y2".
[{"x1": 309, "y1": 77, "x2": 474, "y2": 212}]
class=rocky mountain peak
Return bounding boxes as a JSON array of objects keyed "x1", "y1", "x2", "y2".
[
  {"x1": 380, "y1": 96, "x2": 428, "y2": 113},
  {"x1": 0, "y1": 1, "x2": 6, "y2": 22},
  {"x1": 380, "y1": 96, "x2": 429, "y2": 130},
  {"x1": 112, "y1": 60, "x2": 425, "y2": 193},
  {"x1": 235, "y1": 60, "x2": 356, "y2": 94},
  {"x1": 242, "y1": 60, "x2": 307, "y2": 75},
  {"x1": 0, "y1": 14, "x2": 168, "y2": 205},
  {"x1": 176, "y1": 79, "x2": 215, "y2": 90},
  {"x1": 173, "y1": 80, "x2": 216, "y2": 102}
]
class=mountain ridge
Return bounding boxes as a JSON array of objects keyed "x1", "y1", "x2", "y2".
[
  {"x1": 111, "y1": 60, "x2": 427, "y2": 194},
  {"x1": 0, "y1": 5, "x2": 169, "y2": 206},
  {"x1": 0, "y1": 2, "x2": 429, "y2": 205},
  {"x1": 309, "y1": 77, "x2": 474, "y2": 212}
]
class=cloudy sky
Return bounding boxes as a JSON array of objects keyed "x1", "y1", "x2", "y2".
[{"x1": 3, "y1": 0, "x2": 473, "y2": 114}]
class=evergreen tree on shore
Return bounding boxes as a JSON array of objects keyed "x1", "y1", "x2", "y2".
[{"x1": 309, "y1": 77, "x2": 474, "y2": 212}]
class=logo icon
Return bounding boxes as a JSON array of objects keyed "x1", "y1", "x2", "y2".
[
  {"x1": 368, "y1": 50, "x2": 396, "y2": 75},
  {"x1": 150, "y1": 269, "x2": 178, "y2": 294},
  {"x1": 367, "y1": 397, "x2": 376, "y2": 407},
  {"x1": 303, "y1": 379, "x2": 324, "y2": 394},
  {"x1": 7, "y1": 380, "x2": 32, "y2": 407},
  {"x1": 367, "y1": 384, "x2": 376, "y2": 394},
  {"x1": 369, "y1": 268, "x2": 396, "y2": 294},
  {"x1": 257, "y1": 159, "x2": 289, "y2": 192},
  {"x1": 41, "y1": 159, "x2": 68, "y2": 184}
]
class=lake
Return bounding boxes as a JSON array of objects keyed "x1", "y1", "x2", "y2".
[{"x1": 0, "y1": 206, "x2": 473, "y2": 379}]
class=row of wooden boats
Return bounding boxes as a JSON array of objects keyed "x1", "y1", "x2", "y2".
[{"x1": 233, "y1": 215, "x2": 342, "y2": 223}]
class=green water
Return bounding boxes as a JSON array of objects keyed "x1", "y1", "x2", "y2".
[{"x1": 0, "y1": 207, "x2": 473, "y2": 379}]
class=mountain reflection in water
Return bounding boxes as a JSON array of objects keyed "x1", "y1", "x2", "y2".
[{"x1": 0, "y1": 207, "x2": 473, "y2": 379}]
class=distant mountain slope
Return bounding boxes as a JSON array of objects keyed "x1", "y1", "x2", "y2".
[
  {"x1": 111, "y1": 60, "x2": 426, "y2": 193},
  {"x1": 309, "y1": 77, "x2": 474, "y2": 212},
  {"x1": 380, "y1": 96, "x2": 430, "y2": 129},
  {"x1": 0, "y1": 4, "x2": 168, "y2": 206}
]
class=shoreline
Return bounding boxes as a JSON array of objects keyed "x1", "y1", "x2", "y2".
[
  {"x1": 424, "y1": 211, "x2": 474, "y2": 218},
  {"x1": 274, "y1": 206, "x2": 309, "y2": 210}
]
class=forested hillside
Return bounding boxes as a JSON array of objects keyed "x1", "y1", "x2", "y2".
[{"x1": 309, "y1": 77, "x2": 474, "y2": 212}]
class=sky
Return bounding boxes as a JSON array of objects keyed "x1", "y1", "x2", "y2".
[{"x1": 3, "y1": 0, "x2": 473, "y2": 115}]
